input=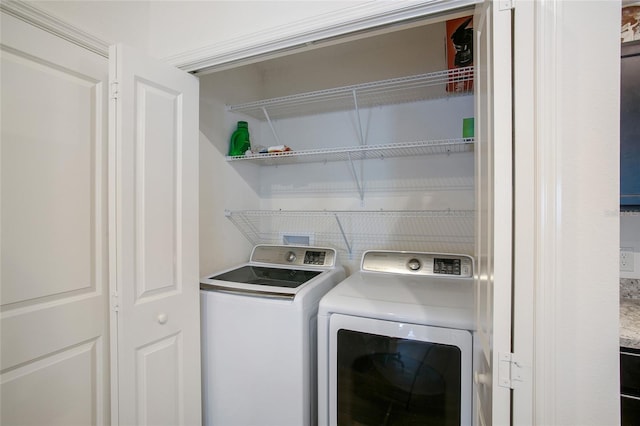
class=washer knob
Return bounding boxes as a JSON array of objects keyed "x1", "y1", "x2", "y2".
[
  {"x1": 286, "y1": 251, "x2": 297, "y2": 263},
  {"x1": 407, "y1": 258, "x2": 421, "y2": 271}
]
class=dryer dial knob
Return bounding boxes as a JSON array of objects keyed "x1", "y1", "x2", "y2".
[
  {"x1": 407, "y1": 258, "x2": 421, "y2": 271},
  {"x1": 286, "y1": 251, "x2": 297, "y2": 263}
]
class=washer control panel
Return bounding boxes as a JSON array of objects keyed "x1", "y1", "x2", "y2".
[
  {"x1": 433, "y1": 257, "x2": 462, "y2": 275},
  {"x1": 303, "y1": 250, "x2": 327, "y2": 265},
  {"x1": 250, "y1": 245, "x2": 336, "y2": 267},
  {"x1": 362, "y1": 251, "x2": 473, "y2": 277}
]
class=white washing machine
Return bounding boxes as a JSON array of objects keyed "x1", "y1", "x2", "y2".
[
  {"x1": 200, "y1": 244, "x2": 345, "y2": 426},
  {"x1": 318, "y1": 250, "x2": 474, "y2": 426}
]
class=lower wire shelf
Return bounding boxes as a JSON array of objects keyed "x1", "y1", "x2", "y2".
[{"x1": 225, "y1": 209, "x2": 475, "y2": 259}]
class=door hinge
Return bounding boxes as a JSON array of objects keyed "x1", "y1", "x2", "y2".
[
  {"x1": 111, "y1": 291, "x2": 119, "y2": 312},
  {"x1": 110, "y1": 81, "x2": 119, "y2": 101},
  {"x1": 498, "y1": 352, "x2": 524, "y2": 389},
  {"x1": 498, "y1": 0, "x2": 514, "y2": 11}
]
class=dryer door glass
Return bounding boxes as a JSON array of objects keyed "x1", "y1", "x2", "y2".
[{"x1": 337, "y1": 329, "x2": 461, "y2": 425}]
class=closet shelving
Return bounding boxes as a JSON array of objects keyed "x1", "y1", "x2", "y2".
[
  {"x1": 226, "y1": 66, "x2": 474, "y2": 121},
  {"x1": 225, "y1": 66, "x2": 474, "y2": 165},
  {"x1": 223, "y1": 66, "x2": 476, "y2": 256},
  {"x1": 225, "y1": 209, "x2": 475, "y2": 259},
  {"x1": 226, "y1": 138, "x2": 474, "y2": 165}
]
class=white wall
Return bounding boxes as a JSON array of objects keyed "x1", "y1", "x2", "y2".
[
  {"x1": 31, "y1": 0, "x2": 153, "y2": 52},
  {"x1": 145, "y1": 1, "x2": 367, "y2": 61},
  {"x1": 31, "y1": 1, "x2": 364, "y2": 59},
  {"x1": 199, "y1": 64, "x2": 263, "y2": 275},
  {"x1": 256, "y1": 22, "x2": 448, "y2": 97}
]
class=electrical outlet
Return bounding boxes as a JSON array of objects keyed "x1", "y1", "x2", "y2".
[{"x1": 621, "y1": 247, "x2": 635, "y2": 272}]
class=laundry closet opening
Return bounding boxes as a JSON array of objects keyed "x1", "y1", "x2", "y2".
[{"x1": 197, "y1": 11, "x2": 477, "y2": 275}]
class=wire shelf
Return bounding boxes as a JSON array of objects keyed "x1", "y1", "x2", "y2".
[
  {"x1": 227, "y1": 67, "x2": 474, "y2": 120},
  {"x1": 225, "y1": 209, "x2": 475, "y2": 259},
  {"x1": 226, "y1": 138, "x2": 474, "y2": 165}
]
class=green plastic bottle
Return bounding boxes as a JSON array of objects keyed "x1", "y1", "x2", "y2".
[{"x1": 229, "y1": 121, "x2": 251, "y2": 156}]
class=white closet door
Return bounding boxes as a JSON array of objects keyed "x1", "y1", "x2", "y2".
[
  {"x1": 0, "y1": 13, "x2": 109, "y2": 425},
  {"x1": 474, "y1": 2, "x2": 513, "y2": 426},
  {"x1": 109, "y1": 44, "x2": 201, "y2": 426}
]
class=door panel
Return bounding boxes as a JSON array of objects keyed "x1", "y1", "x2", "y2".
[
  {"x1": 136, "y1": 333, "x2": 182, "y2": 426},
  {"x1": 2, "y1": 339, "x2": 100, "y2": 426},
  {"x1": 0, "y1": 12, "x2": 109, "y2": 425},
  {"x1": 474, "y1": 1, "x2": 513, "y2": 425},
  {"x1": 1, "y1": 49, "x2": 96, "y2": 304},
  {"x1": 109, "y1": 44, "x2": 201, "y2": 426},
  {"x1": 136, "y1": 80, "x2": 180, "y2": 300}
]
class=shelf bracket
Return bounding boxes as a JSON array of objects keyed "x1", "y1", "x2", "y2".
[
  {"x1": 333, "y1": 213, "x2": 353, "y2": 259},
  {"x1": 225, "y1": 210, "x2": 259, "y2": 246},
  {"x1": 350, "y1": 89, "x2": 366, "y2": 204},
  {"x1": 352, "y1": 89, "x2": 365, "y2": 146},
  {"x1": 262, "y1": 107, "x2": 282, "y2": 146},
  {"x1": 347, "y1": 151, "x2": 365, "y2": 202}
]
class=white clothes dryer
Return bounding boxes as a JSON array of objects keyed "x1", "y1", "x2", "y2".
[
  {"x1": 317, "y1": 250, "x2": 474, "y2": 426},
  {"x1": 200, "y1": 245, "x2": 345, "y2": 426}
]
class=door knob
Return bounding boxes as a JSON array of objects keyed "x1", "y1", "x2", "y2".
[
  {"x1": 157, "y1": 313, "x2": 168, "y2": 324},
  {"x1": 407, "y1": 258, "x2": 422, "y2": 271},
  {"x1": 474, "y1": 371, "x2": 490, "y2": 386}
]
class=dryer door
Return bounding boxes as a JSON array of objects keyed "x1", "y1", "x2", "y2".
[{"x1": 327, "y1": 314, "x2": 472, "y2": 426}]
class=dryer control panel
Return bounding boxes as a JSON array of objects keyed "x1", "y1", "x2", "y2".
[{"x1": 361, "y1": 251, "x2": 473, "y2": 278}]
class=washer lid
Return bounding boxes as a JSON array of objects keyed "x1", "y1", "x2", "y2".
[
  {"x1": 200, "y1": 264, "x2": 338, "y2": 299},
  {"x1": 200, "y1": 245, "x2": 341, "y2": 299},
  {"x1": 205, "y1": 265, "x2": 321, "y2": 288}
]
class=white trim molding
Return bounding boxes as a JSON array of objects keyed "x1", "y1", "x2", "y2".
[
  {"x1": 166, "y1": 0, "x2": 480, "y2": 74},
  {"x1": 529, "y1": 0, "x2": 621, "y2": 424},
  {"x1": 533, "y1": 0, "x2": 561, "y2": 424},
  {"x1": 0, "y1": 0, "x2": 109, "y2": 57},
  {"x1": 512, "y1": 0, "x2": 536, "y2": 424},
  {"x1": 0, "y1": 0, "x2": 479, "y2": 73}
]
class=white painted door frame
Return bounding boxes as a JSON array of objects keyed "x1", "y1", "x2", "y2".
[{"x1": 512, "y1": 1, "x2": 621, "y2": 425}]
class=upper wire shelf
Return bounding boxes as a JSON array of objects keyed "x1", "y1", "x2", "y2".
[
  {"x1": 226, "y1": 66, "x2": 474, "y2": 120},
  {"x1": 225, "y1": 138, "x2": 474, "y2": 165}
]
